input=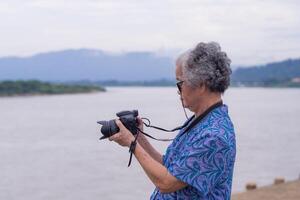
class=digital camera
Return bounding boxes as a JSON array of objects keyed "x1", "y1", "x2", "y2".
[{"x1": 97, "y1": 110, "x2": 139, "y2": 140}]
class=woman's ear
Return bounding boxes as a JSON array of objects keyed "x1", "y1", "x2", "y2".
[{"x1": 197, "y1": 84, "x2": 207, "y2": 95}]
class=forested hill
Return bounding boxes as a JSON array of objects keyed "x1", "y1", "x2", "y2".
[
  {"x1": 0, "y1": 80, "x2": 105, "y2": 96},
  {"x1": 231, "y1": 58, "x2": 300, "y2": 87}
]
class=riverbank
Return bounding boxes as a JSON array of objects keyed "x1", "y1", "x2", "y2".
[
  {"x1": 232, "y1": 179, "x2": 300, "y2": 200},
  {"x1": 0, "y1": 80, "x2": 106, "y2": 96}
]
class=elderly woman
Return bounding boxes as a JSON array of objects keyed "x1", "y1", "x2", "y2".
[{"x1": 109, "y1": 42, "x2": 236, "y2": 199}]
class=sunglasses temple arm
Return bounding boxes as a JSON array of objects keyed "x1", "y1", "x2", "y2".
[{"x1": 180, "y1": 97, "x2": 189, "y2": 119}]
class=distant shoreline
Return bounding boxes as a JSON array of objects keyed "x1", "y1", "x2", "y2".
[
  {"x1": 1, "y1": 79, "x2": 299, "y2": 98},
  {"x1": 64, "y1": 80, "x2": 300, "y2": 88},
  {"x1": 0, "y1": 80, "x2": 106, "y2": 97},
  {"x1": 0, "y1": 90, "x2": 103, "y2": 98}
]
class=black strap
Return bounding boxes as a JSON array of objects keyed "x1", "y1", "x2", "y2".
[
  {"x1": 137, "y1": 128, "x2": 173, "y2": 141},
  {"x1": 181, "y1": 101, "x2": 223, "y2": 134},
  {"x1": 127, "y1": 100, "x2": 223, "y2": 167},
  {"x1": 137, "y1": 117, "x2": 195, "y2": 142},
  {"x1": 141, "y1": 116, "x2": 195, "y2": 133},
  {"x1": 128, "y1": 133, "x2": 139, "y2": 167}
]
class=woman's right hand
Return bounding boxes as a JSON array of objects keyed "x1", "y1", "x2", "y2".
[
  {"x1": 137, "y1": 117, "x2": 144, "y2": 133},
  {"x1": 137, "y1": 117, "x2": 147, "y2": 142}
]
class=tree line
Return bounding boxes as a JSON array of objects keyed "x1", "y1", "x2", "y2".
[{"x1": 0, "y1": 80, "x2": 105, "y2": 96}]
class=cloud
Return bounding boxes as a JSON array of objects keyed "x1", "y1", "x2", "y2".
[{"x1": 0, "y1": 0, "x2": 299, "y2": 65}]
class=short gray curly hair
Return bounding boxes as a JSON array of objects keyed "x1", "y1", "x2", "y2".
[{"x1": 177, "y1": 42, "x2": 232, "y2": 93}]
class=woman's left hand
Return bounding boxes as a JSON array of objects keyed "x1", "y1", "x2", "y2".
[{"x1": 109, "y1": 119, "x2": 135, "y2": 147}]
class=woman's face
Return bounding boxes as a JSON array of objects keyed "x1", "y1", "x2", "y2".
[{"x1": 175, "y1": 65, "x2": 205, "y2": 113}]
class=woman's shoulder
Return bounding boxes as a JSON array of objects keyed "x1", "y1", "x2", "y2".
[
  {"x1": 208, "y1": 104, "x2": 234, "y2": 131},
  {"x1": 188, "y1": 107, "x2": 235, "y2": 143}
]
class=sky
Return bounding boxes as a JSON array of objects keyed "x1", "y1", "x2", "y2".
[{"x1": 0, "y1": 0, "x2": 299, "y2": 66}]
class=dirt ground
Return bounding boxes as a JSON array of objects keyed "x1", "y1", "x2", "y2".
[{"x1": 231, "y1": 180, "x2": 300, "y2": 200}]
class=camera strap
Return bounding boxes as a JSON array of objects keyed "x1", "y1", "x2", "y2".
[
  {"x1": 139, "y1": 100, "x2": 223, "y2": 141},
  {"x1": 128, "y1": 133, "x2": 139, "y2": 167},
  {"x1": 138, "y1": 116, "x2": 195, "y2": 141},
  {"x1": 137, "y1": 128, "x2": 173, "y2": 141},
  {"x1": 142, "y1": 117, "x2": 194, "y2": 132},
  {"x1": 181, "y1": 100, "x2": 223, "y2": 135},
  {"x1": 128, "y1": 100, "x2": 223, "y2": 167}
]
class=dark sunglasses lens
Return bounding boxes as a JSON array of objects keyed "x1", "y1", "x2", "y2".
[{"x1": 176, "y1": 82, "x2": 182, "y2": 92}]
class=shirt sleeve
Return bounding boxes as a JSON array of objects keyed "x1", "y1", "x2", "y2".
[{"x1": 167, "y1": 133, "x2": 231, "y2": 196}]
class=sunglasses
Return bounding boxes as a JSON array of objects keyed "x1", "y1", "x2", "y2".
[{"x1": 176, "y1": 80, "x2": 184, "y2": 93}]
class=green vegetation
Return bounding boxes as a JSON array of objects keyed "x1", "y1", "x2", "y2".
[
  {"x1": 231, "y1": 58, "x2": 300, "y2": 87},
  {"x1": 0, "y1": 80, "x2": 106, "y2": 96}
]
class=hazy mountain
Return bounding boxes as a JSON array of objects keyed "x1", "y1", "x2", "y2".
[
  {"x1": 1, "y1": 49, "x2": 299, "y2": 87},
  {"x1": 0, "y1": 49, "x2": 174, "y2": 81},
  {"x1": 232, "y1": 58, "x2": 300, "y2": 85}
]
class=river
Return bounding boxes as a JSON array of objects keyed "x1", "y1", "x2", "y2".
[{"x1": 0, "y1": 87, "x2": 299, "y2": 199}]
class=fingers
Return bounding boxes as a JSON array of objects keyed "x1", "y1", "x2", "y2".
[
  {"x1": 136, "y1": 117, "x2": 144, "y2": 129},
  {"x1": 109, "y1": 119, "x2": 128, "y2": 141},
  {"x1": 108, "y1": 132, "x2": 133, "y2": 147},
  {"x1": 136, "y1": 117, "x2": 144, "y2": 134},
  {"x1": 115, "y1": 119, "x2": 126, "y2": 129},
  {"x1": 108, "y1": 135, "x2": 115, "y2": 141},
  {"x1": 109, "y1": 133, "x2": 120, "y2": 141},
  {"x1": 137, "y1": 117, "x2": 143, "y2": 125}
]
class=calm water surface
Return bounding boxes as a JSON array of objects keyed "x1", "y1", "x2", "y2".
[{"x1": 0, "y1": 87, "x2": 300, "y2": 200}]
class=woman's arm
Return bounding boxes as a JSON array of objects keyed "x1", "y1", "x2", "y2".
[
  {"x1": 137, "y1": 132, "x2": 163, "y2": 164},
  {"x1": 133, "y1": 142, "x2": 187, "y2": 193},
  {"x1": 109, "y1": 119, "x2": 187, "y2": 193},
  {"x1": 136, "y1": 117, "x2": 163, "y2": 163}
]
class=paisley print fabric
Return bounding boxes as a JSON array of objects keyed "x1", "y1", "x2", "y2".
[{"x1": 150, "y1": 105, "x2": 236, "y2": 200}]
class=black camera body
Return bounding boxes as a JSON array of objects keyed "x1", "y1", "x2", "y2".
[{"x1": 98, "y1": 110, "x2": 139, "y2": 140}]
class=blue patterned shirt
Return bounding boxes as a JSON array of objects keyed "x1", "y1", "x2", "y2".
[{"x1": 150, "y1": 104, "x2": 236, "y2": 200}]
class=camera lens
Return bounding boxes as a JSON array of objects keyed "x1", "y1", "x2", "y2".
[{"x1": 98, "y1": 120, "x2": 119, "y2": 139}]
